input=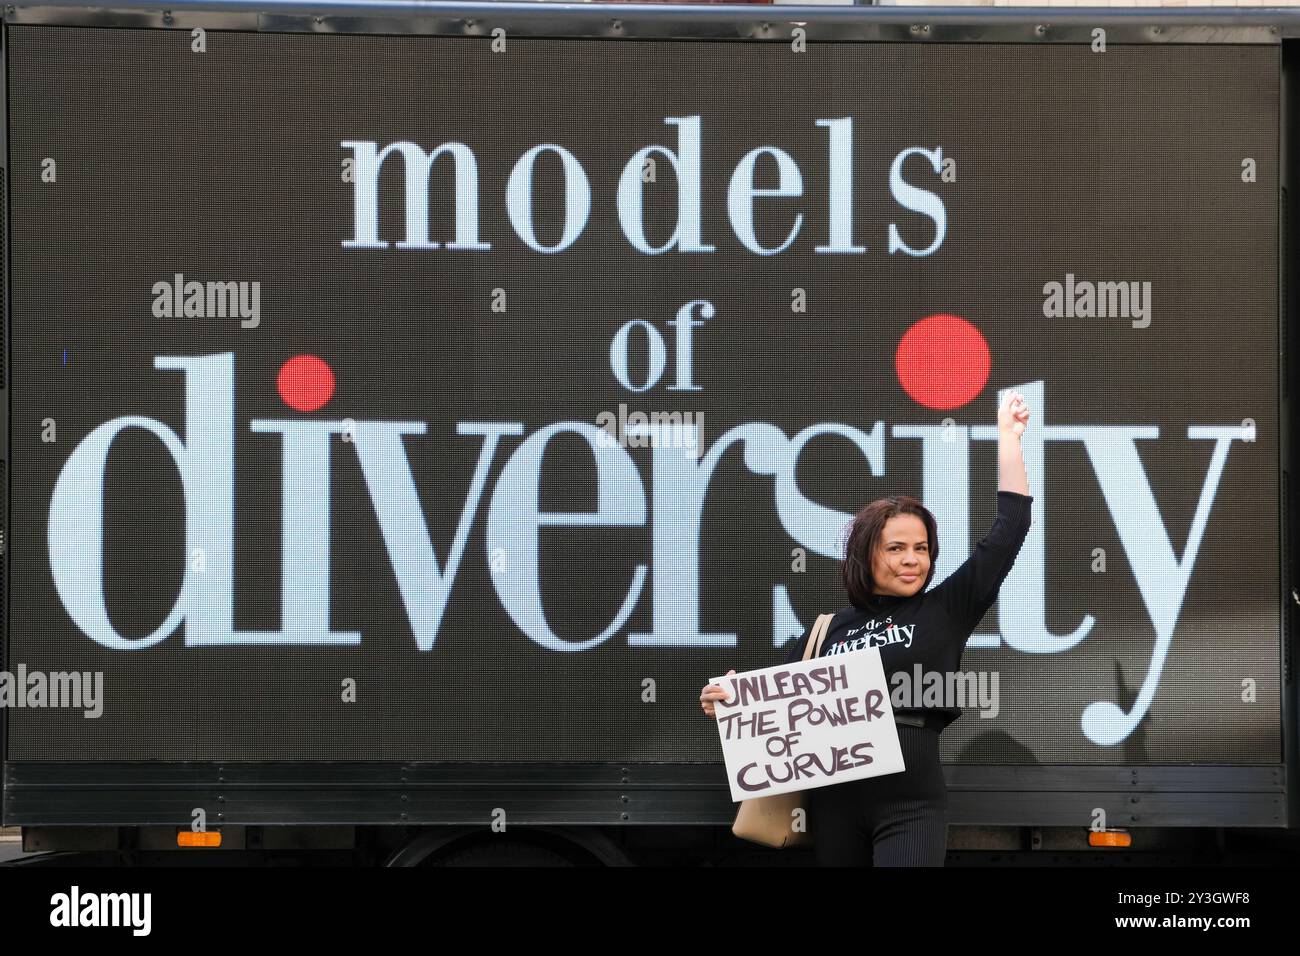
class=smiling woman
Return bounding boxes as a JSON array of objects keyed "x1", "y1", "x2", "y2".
[
  {"x1": 844, "y1": 495, "x2": 938, "y2": 605},
  {"x1": 702, "y1": 390, "x2": 1035, "y2": 866}
]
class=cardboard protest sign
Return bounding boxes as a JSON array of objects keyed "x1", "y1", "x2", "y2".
[{"x1": 711, "y1": 648, "x2": 906, "y2": 802}]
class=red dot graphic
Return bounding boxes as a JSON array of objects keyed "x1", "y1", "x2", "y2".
[
  {"x1": 895, "y1": 314, "x2": 991, "y2": 411},
  {"x1": 277, "y1": 355, "x2": 336, "y2": 412}
]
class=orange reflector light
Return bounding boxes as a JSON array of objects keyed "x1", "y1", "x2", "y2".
[
  {"x1": 177, "y1": 831, "x2": 222, "y2": 848},
  {"x1": 1089, "y1": 830, "x2": 1132, "y2": 848}
]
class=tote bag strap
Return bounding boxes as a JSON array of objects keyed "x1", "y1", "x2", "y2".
[{"x1": 802, "y1": 613, "x2": 836, "y2": 661}]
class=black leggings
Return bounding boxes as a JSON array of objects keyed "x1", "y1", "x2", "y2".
[{"x1": 807, "y1": 725, "x2": 948, "y2": 866}]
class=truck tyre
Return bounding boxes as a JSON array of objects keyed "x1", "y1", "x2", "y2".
[{"x1": 428, "y1": 840, "x2": 577, "y2": 867}]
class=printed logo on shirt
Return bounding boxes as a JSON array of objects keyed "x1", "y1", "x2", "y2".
[{"x1": 826, "y1": 615, "x2": 914, "y2": 654}]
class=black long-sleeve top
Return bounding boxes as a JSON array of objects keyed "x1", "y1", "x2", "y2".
[{"x1": 781, "y1": 491, "x2": 1033, "y2": 731}]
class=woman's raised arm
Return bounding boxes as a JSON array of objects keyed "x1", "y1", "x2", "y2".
[{"x1": 998, "y1": 390, "x2": 1030, "y2": 496}]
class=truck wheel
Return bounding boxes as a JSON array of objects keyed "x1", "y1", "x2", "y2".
[{"x1": 428, "y1": 840, "x2": 577, "y2": 867}]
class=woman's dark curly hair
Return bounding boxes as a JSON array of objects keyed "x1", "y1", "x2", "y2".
[{"x1": 841, "y1": 494, "x2": 939, "y2": 611}]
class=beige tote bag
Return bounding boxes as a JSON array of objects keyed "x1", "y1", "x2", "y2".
[{"x1": 730, "y1": 612, "x2": 835, "y2": 849}]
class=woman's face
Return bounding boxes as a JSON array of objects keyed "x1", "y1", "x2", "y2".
[{"x1": 871, "y1": 514, "x2": 931, "y2": 597}]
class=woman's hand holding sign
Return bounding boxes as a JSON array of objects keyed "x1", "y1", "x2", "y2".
[{"x1": 700, "y1": 670, "x2": 735, "y2": 718}]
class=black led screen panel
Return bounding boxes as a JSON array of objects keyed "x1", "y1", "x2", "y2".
[{"x1": 6, "y1": 26, "x2": 1281, "y2": 763}]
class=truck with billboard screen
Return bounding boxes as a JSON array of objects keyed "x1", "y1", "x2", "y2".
[{"x1": 1, "y1": 0, "x2": 1296, "y2": 865}]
